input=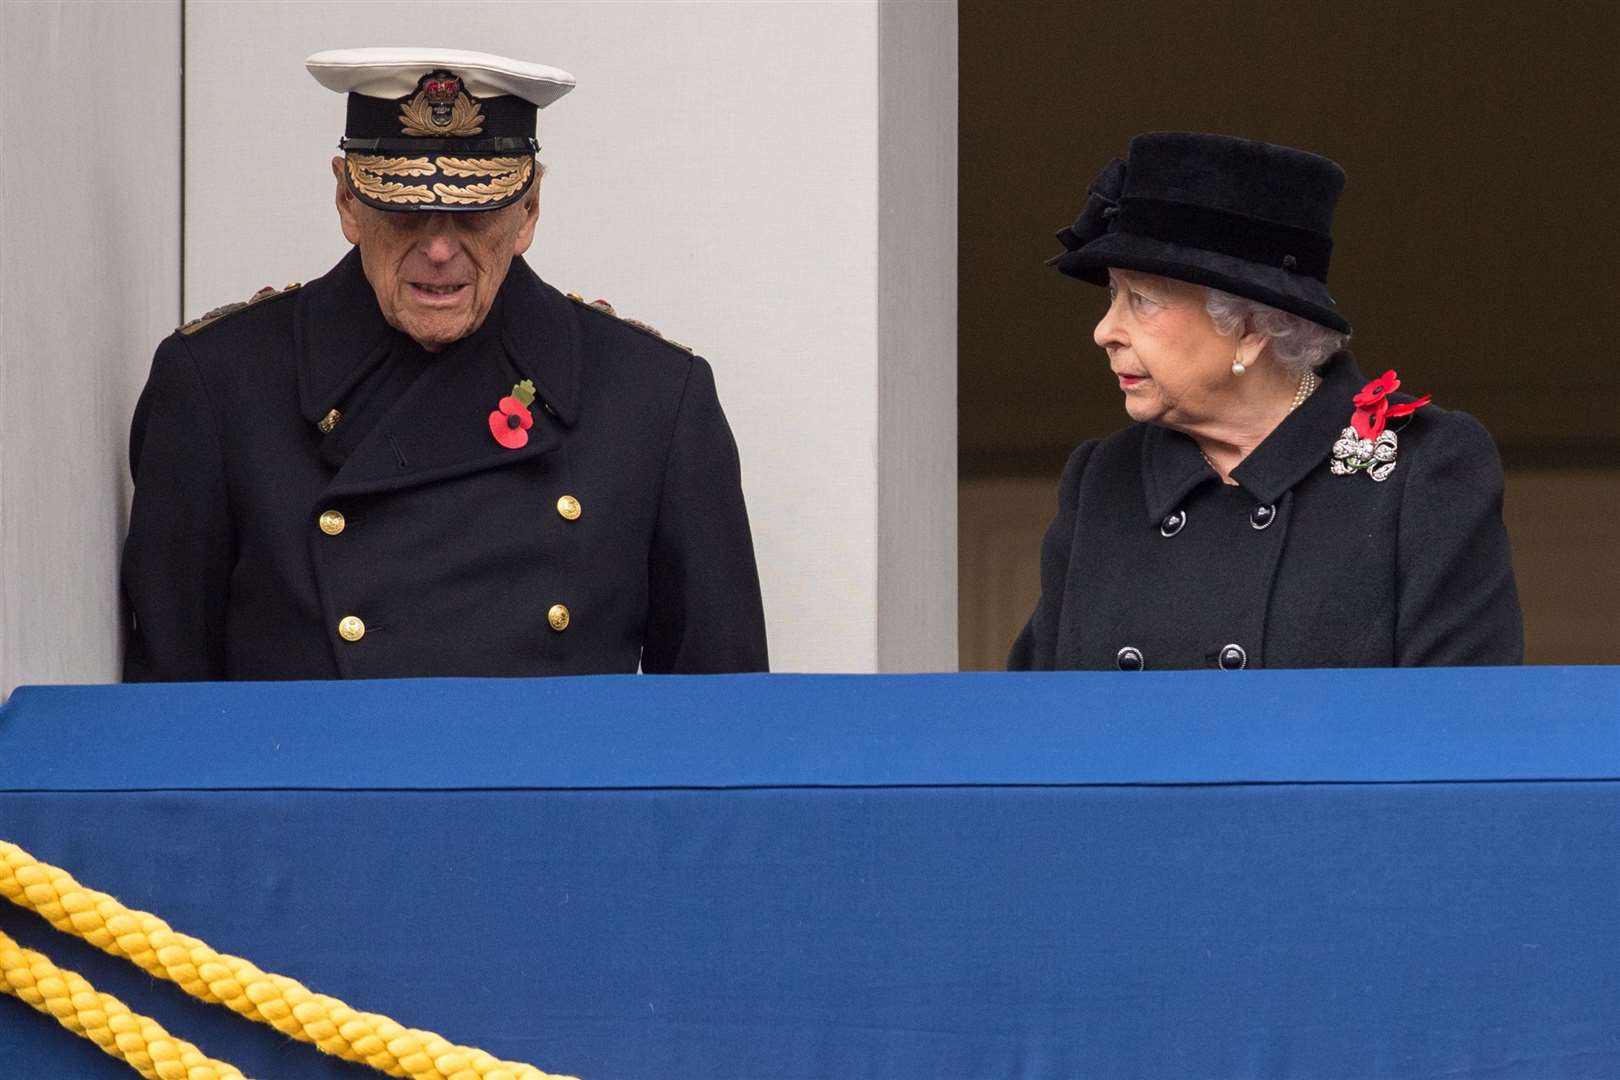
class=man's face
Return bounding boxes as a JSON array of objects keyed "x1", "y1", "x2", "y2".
[{"x1": 333, "y1": 158, "x2": 540, "y2": 351}]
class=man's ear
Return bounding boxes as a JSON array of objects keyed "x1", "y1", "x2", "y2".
[
  {"x1": 332, "y1": 157, "x2": 363, "y2": 245},
  {"x1": 511, "y1": 176, "x2": 541, "y2": 257}
]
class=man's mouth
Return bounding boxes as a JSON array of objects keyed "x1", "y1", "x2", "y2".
[{"x1": 408, "y1": 282, "x2": 469, "y2": 306}]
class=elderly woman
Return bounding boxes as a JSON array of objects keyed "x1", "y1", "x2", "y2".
[{"x1": 1009, "y1": 132, "x2": 1522, "y2": 670}]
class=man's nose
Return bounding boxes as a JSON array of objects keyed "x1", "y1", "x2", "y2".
[{"x1": 418, "y1": 214, "x2": 457, "y2": 262}]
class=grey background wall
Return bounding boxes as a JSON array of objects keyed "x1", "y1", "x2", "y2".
[
  {"x1": 0, "y1": 0, "x2": 958, "y2": 695},
  {"x1": 0, "y1": 1, "x2": 181, "y2": 697}
]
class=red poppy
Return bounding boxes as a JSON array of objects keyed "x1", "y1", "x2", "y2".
[
  {"x1": 1386, "y1": 394, "x2": 1432, "y2": 419},
  {"x1": 1347, "y1": 370, "x2": 1431, "y2": 439},
  {"x1": 1351, "y1": 397, "x2": 1390, "y2": 439},
  {"x1": 489, "y1": 395, "x2": 534, "y2": 449},
  {"x1": 1353, "y1": 370, "x2": 1400, "y2": 407}
]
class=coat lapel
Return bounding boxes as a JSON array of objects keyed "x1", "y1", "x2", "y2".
[
  {"x1": 315, "y1": 255, "x2": 584, "y2": 499},
  {"x1": 295, "y1": 248, "x2": 394, "y2": 429},
  {"x1": 500, "y1": 257, "x2": 582, "y2": 427},
  {"x1": 1139, "y1": 351, "x2": 1369, "y2": 519},
  {"x1": 1139, "y1": 425, "x2": 1211, "y2": 524},
  {"x1": 1230, "y1": 352, "x2": 1366, "y2": 504}
]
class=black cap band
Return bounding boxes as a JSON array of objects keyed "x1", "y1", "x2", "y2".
[
  {"x1": 344, "y1": 89, "x2": 537, "y2": 141},
  {"x1": 340, "y1": 136, "x2": 539, "y2": 154}
]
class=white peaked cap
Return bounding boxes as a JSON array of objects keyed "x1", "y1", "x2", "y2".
[{"x1": 305, "y1": 48, "x2": 575, "y2": 109}]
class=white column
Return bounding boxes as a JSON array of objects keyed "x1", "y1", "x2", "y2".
[{"x1": 0, "y1": 0, "x2": 181, "y2": 697}]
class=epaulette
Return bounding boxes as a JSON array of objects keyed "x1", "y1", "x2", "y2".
[
  {"x1": 566, "y1": 292, "x2": 693, "y2": 354},
  {"x1": 177, "y1": 281, "x2": 302, "y2": 336}
]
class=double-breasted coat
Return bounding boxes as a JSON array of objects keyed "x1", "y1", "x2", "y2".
[
  {"x1": 1009, "y1": 353, "x2": 1523, "y2": 670},
  {"x1": 122, "y1": 250, "x2": 768, "y2": 680}
]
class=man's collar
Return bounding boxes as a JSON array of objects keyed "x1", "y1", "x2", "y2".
[
  {"x1": 1140, "y1": 351, "x2": 1366, "y2": 522},
  {"x1": 296, "y1": 247, "x2": 393, "y2": 427},
  {"x1": 498, "y1": 256, "x2": 581, "y2": 426},
  {"x1": 295, "y1": 250, "x2": 582, "y2": 429}
]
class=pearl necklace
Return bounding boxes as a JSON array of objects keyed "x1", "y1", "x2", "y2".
[
  {"x1": 1200, "y1": 370, "x2": 1321, "y2": 479},
  {"x1": 1289, "y1": 369, "x2": 1321, "y2": 411}
]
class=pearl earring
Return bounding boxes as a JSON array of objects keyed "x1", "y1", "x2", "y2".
[{"x1": 1231, "y1": 358, "x2": 1247, "y2": 376}]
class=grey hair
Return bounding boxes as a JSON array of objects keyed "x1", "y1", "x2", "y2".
[{"x1": 1203, "y1": 287, "x2": 1348, "y2": 373}]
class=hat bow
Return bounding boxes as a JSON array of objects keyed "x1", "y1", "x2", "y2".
[{"x1": 1056, "y1": 158, "x2": 1127, "y2": 252}]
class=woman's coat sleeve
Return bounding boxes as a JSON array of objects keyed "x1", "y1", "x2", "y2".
[{"x1": 1394, "y1": 411, "x2": 1523, "y2": 665}]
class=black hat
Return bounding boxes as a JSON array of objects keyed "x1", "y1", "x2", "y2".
[
  {"x1": 306, "y1": 48, "x2": 575, "y2": 213},
  {"x1": 1050, "y1": 132, "x2": 1352, "y2": 334}
]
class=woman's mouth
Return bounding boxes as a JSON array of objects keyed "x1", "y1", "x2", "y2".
[{"x1": 1117, "y1": 373, "x2": 1149, "y2": 389}]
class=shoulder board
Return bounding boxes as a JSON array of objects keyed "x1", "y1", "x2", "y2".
[
  {"x1": 178, "y1": 281, "x2": 302, "y2": 336},
  {"x1": 565, "y1": 292, "x2": 693, "y2": 354}
]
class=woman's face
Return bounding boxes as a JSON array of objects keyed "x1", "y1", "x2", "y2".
[{"x1": 1093, "y1": 269, "x2": 1243, "y2": 429}]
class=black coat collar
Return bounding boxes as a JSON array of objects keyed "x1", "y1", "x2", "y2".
[
  {"x1": 295, "y1": 247, "x2": 393, "y2": 427},
  {"x1": 295, "y1": 249, "x2": 582, "y2": 430},
  {"x1": 498, "y1": 256, "x2": 582, "y2": 427},
  {"x1": 1140, "y1": 351, "x2": 1367, "y2": 522},
  {"x1": 294, "y1": 250, "x2": 585, "y2": 499}
]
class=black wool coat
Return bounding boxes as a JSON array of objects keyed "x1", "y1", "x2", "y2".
[
  {"x1": 123, "y1": 250, "x2": 768, "y2": 680},
  {"x1": 1009, "y1": 353, "x2": 1523, "y2": 671}
]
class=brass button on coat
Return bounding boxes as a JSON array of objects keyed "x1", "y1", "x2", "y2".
[
  {"x1": 547, "y1": 604, "x2": 571, "y2": 631},
  {"x1": 318, "y1": 510, "x2": 346, "y2": 536},
  {"x1": 338, "y1": 615, "x2": 365, "y2": 642},
  {"x1": 556, "y1": 495, "x2": 582, "y2": 521}
]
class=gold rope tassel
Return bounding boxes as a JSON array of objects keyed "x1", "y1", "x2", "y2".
[
  {"x1": 0, "y1": 927, "x2": 249, "y2": 1079},
  {"x1": 1, "y1": 841, "x2": 579, "y2": 1080}
]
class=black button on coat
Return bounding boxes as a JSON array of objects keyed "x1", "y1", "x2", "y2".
[
  {"x1": 1008, "y1": 353, "x2": 1523, "y2": 670},
  {"x1": 122, "y1": 250, "x2": 769, "y2": 680}
]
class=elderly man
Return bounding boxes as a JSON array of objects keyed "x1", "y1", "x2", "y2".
[{"x1": 122, "y1": 49, "x2": 768, "y2": 679}]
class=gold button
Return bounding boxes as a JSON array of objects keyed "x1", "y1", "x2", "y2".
[
  {"x1": 317, "y1": 408, "x2": 342, "y2": 434},
  {"x1": 338, "y1": 616, "x2": 365, "y2": 642},
  {"x1": 556, "y1": 495, "x2": 581, "y2": 521},
  {"x1": 547, "y1": 604, "x2": 570, "y2": 632},
  {"x1": 318, "y1": 510, "x2": 346, "y2": 536}
]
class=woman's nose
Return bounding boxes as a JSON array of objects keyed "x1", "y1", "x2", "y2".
[{"x1": 1094, "y1": 295, "x2": 1126, "y2": 350}]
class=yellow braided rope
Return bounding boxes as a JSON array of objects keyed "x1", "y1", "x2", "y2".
[
  {"x1": 1, "y1": 841, "x2": 579, "y2": 1080},
  {"x1": 1, "y1": 927, "x2": 249, "y2": 1079}
]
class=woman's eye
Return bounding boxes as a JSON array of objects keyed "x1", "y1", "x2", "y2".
[{"x1": 1131, "y1": 291, "x2": 1158, "y2": 309}]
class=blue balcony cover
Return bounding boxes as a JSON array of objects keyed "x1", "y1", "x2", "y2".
[{"x1": 2, "y1": 668, "x2": 1617, "y2": 1079}]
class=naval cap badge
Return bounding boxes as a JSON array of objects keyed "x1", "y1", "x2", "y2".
[{"x1": 399, "y1": 69, "x2": 484, "y2": 137}]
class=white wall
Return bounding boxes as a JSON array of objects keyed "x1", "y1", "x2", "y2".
[
  {"x1": 183, "y1": 0, "x2": 959, "y2": 673},
  {"x1": 0, "y1": 1, "x2": 181, "y2": 697}
]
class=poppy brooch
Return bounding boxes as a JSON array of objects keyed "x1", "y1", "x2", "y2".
[
  {"x1": 489, "y1": 379, "x2": 537, "y2": 449},
  {"x1": 1330, "y1": 369, "x2": 1431, "y2": 482}
]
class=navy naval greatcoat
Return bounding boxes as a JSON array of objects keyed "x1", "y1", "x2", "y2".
[
  {"x1": 123, "y1": 249, "x2": 768, "y2": 680},
  {"x1": 1009, "y1": 353, "x2": 1523, "y2": 671}
]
